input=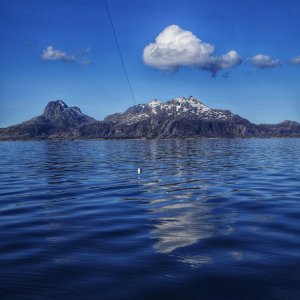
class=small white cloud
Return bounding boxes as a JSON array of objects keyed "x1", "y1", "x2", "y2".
[
  {"x1": 250, "y1": 54, "x2": 280, "y2": 69},
  {"x1": 143, "y1": 25, "x2": 241, "y2": 76},
  {"x1": 290, "y1": 55, "x2": 300, "y2": 65},
  {"x1": 41, "y1": 46, "x2": 75, "y2": 62},
  {"x1": 205, "y1": 50, "x2": 242, "y2": 76}
]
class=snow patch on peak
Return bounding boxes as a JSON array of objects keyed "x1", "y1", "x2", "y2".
[
  {"x1": 188, "y1": 99, "x2": 210, "y2": 112},
  {"x1": 147, "y1": 99, "x2": 162, "y2": 115},
  {"x1": 188, "y1": 96, "x2": 197, "y2": 101},
  {"x1": 173, "y1": 96, "x2": 187, "y2": 103},
  {"x1": 167, "y1": 96, "x2": 210, "y2": 112},
  {"x1": 56, "y1": 100, "x2": 68, "y2": 109},
  {"x1": 148, "y1": 99, "x2": 161, "y2": 107},
  {"x1": 57, "y1": 100, "x2": 66, "y2": 105}
]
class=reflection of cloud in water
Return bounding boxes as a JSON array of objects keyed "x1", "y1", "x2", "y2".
[
  {"x1": 139, "y1": 140, "x2": 216, "y2": 267},
  {"x1": 178, "y1": 255, "x2": 214, "y2": 268},
  {"x1": 137, "y1": 139, "x2": 240, "y2": 267},
  {"x1": 149, "y1": 195, "x2": 217, "y2": 257}
]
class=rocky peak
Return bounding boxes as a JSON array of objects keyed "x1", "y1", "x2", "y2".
[
  {"x1": 145, "y1": 96, "x2": 210, "y2": 115},
  {"x1": 166, "y1": 96, "x2": 210, "y2": 112},
  {"x1": 43, "y1": 100, "x2": 95, "y2": 128},
  {"x1": 148, "y1": 99, "x2": 161, "y2": 105},
  {"x1": 279, "y1": 120, "x2": 299, "y2": 126},
  {"x1": 43, "y1": 100, "x2": 68, "y2": 119}
]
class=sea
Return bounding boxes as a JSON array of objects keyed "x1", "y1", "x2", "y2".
[{"x1": 0, "y1": 139, "x2": 299, "y2": 300}]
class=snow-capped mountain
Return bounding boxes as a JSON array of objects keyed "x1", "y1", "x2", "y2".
[{"x1": 105, "y1": 96, "x2": 239, "y2": 125}]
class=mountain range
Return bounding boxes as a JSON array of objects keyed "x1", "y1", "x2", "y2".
[{"x1": 1, "y1": 96, "x2": 300, "y2": 140}]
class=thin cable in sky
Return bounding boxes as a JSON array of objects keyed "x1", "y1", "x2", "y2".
[{"x1": 104, "y1": 0, "x2": 137, "y2": 105}]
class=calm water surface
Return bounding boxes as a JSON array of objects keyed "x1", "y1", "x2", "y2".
[{"x1": 0, "y1": 139, "x2": 300, "y2": 300}]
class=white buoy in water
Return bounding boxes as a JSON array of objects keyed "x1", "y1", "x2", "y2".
[{"x1": 137, "y1": 168, "x2": 142, "y2": 174}]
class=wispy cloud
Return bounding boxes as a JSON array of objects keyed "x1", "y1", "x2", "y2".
[
  {"x1": 250, "y1": 54, "x2": 280, "y2": 69},
  {"x1": 290, "y1": 55, "x2": 300, "y2": 65},
  {"x1": 41, "y1": 46, "x2": 92, "y2": 65},
  {"x1": 42, "y1": 46, "x2": 75, "y2": 62},
  {"x1": 80, "y1": 47, "x2": 91, "y2": 54},
  {"x1": 143, "y1": 25, "x2": 242, "y2": 76}
]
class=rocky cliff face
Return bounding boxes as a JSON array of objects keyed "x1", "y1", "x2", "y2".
[{"x1": 0, "y1": 97, "x2": 299, "y2": 140}]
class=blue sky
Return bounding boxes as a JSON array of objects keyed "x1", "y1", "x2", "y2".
[{"x1": 0, "y1": 0, "x2": 300, "y2": 127}]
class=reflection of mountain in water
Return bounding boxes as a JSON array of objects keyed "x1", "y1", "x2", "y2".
[{"x1": 36, "y1": 142, "x2": 103, "y2": 252}]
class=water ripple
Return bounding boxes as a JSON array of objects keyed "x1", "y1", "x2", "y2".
[{"x1": 0, "y1": 139, "x2": 300, "y2": 299}]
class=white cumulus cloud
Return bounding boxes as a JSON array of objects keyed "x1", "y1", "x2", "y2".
[
  {"x1": 143, "y1": 25, "x2": 242, "y2": 76},
  {"x1": 290, "y1": 55, "x2": 300, "y2": 65},
  {"x1": 250, "y1": 54, "x2": 280, "y2": 69},
  {"x1": 41, "y1": 46, "x2": 75, "y2": 62}
]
